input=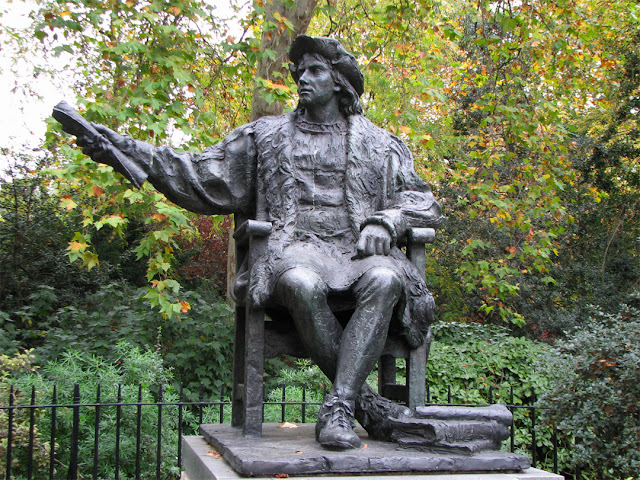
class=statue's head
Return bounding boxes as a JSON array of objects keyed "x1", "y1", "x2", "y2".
[{"x1": 289, "y1": 35, "x2": 364, "y2": 116}]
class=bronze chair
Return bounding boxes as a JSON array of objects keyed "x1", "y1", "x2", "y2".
[{"x1": 230, "y1": 219, "x2": 436, "y2": 437}]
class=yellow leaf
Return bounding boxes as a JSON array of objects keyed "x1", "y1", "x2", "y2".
[
  {"x1": 68, "y1": 241, "x2": 88, "y2": 252},
  {"x1": 278, "y1": 422, "x2": 299, "y2": 428},
  {"x1": 61, "y1": 196, "x2": 77, "y2": 211},
  {"x1": 82, "y1": 252, "x2": 100, "y2": 270}
]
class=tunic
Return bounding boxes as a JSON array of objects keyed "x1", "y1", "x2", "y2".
[{"x1": 273, "y1": 116, "x2": 402, "y2": 296}]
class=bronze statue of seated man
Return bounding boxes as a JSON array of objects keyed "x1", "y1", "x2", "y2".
[{"x1": 65, "y1": 35, "x2": 443, "y2": 450}]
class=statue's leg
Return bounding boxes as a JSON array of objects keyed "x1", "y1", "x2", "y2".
[
  {"x1": 332, "y1": 266, "x2": 402, "y2": 402},
  {"x1": 275, "y1": 265, "x2": 402, "y2": 449},
  {"x1": 274, "y1": 267, "x2": 341, "y2": 380},
  {"x1": 276, "y1": 267, "x2": 362, "y2": 449}
]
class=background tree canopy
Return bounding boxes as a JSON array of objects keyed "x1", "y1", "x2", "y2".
[
  {"x1": 3, "y1": 0, "x2": 634, "y2": 328},
  {"x1": 1, "y1": 0, "x2": 639, "y2": 476}
]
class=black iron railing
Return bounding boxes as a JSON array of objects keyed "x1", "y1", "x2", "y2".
[{"x1": 1, "y1": 383, "x2": 569, "y2": 480}]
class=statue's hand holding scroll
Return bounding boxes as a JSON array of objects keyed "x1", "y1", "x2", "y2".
[
  {"x1": 52, "y1": 101, "x2": 146, "y2": 188},
  {"x1": 76, "y1": 124, "x2": 124, "y2": 163}
]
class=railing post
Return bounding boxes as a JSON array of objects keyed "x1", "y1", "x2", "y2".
[
  {"x1": 156, "y1": 385, "x2": 163, "y2": 480},
  {"x1": 115, "y1": 384, "x2": 122, "y2": 480},
  {"x1": 49, "y1": 385, "x2": 57, "y2": 480},
  {"x1": 531, "y1": 391, "x2": 537, "y2": 468},
  {"x1": 178, "y1": 385, "x2": 184, "y2": 472},
  {"x1": 552, "y1": 424, "x2": 558, "y2": 473},
  {"x1": 135, "y1": 384, "x2": 142, "y2": 480},
  {"x1": 302, "y1": 387, "x2": 307, "y2": 423},
  {"x1": 219, "y1": 385, "x2": 225, "y2": 424},
  {"x1": 198, "y1": 384, "x2": 204, "y2": 425},
  {"x1": 93, "y1": 384, "x2": 101, "y2": 480},
  {"x1": 67, "y1": 383, "x2": 80, "y2": 480},
  {"x1": 281, "y1": 384, "x2": 286, "y2": 423},
  {"x1": 575, "y1": 437, "x2": 582, "y2": 480},
  {"x1": 509, "y1": 386, "x2": 515, "y2": 453},
  {"x1": 6, "y1": 385, "x2": 14, "y2": 480},
  {"x1": 27, "y1": 385, "x2": 36, "y2": 480}
]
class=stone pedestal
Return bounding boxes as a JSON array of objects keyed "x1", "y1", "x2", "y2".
[{"x1": 181, "y1": 424, "x2": 561, "y2": 479}]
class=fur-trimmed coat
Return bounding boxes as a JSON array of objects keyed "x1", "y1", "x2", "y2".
[{"x1": 129, "y1": 112, "x2": 442, "y2": 348}]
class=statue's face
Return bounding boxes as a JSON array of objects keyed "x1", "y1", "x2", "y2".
[{"x1": 296, "y1": 53, "x2": 340, "y2": 110}]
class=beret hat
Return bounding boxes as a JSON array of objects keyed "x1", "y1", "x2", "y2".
[{"x1": 289, "y1": 35, "x2": 364, "y2": 97}]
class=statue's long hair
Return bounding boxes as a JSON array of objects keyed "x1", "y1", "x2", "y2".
[
  {"x1": 331, "y1": 67, "x2": 363, "y2": 116},
  {"x1": 293, "y1": 54, "x2": 363, "y2": 117}
]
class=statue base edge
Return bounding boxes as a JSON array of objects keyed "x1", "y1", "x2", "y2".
[
  {"x1": 182, "y1": 435, "x2": 563, "y2": 479},
  {"x1": 183, "y1": 424, "x2": 557, "y2": 478}
]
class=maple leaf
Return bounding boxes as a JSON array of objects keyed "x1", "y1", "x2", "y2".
[
  {"x1": 61, "y1": 196, "x2": 77, "y2": 211},
  {"x1": 91, "y1": 185, "x2": 105, "y2": 197},
  {"x1": 68, "y1": 241, "x2": 88, "y2": 252}
]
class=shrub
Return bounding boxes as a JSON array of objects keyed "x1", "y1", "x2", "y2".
[
  {"x1": 13, "y1": 282, "x2": 235, "y2": 403},
  {"x1": 0, "y1": 350, "x2": 49, "y2": 477},
  {"x1": 424, "y1": 322, "x2": 570, "y2": 468},
  {"x1": 538, "y1": 304, "x2": 640, "y2": 479},
  {"x1": 3, "y1": 343, "x2": 198, "y2": 479},
  {"x1": 425, "y1": 322, "x2": 551, "y2": 404}
]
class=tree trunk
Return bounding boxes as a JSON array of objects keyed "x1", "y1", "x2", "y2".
[{"x1": 249, "y1": 0, "x2": 319, "y2": 121}]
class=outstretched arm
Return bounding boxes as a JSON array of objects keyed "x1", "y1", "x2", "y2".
[
  {"x1": 75, "y1": 123, "x2": 153, "y2": 188},
  {"x1": 53, "y1": 101, "x2": 149, "y2": 188},
  {"x1": 54, "y1": 103, "x2": 257, "y2": 216}
]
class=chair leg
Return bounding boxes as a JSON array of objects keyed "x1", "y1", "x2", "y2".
[
  {"x1": 406, "y1": 343, "x2": 427, "y2": 409},
  {"x1": 378, "y1": 354, "x2": 396, "y2": 395},
  {"x1": 231, "y1": 307, "x2": 246, "y2": 428},
  {"x1": 242, "y1": 301, "x2": 265, "y2": 437}
]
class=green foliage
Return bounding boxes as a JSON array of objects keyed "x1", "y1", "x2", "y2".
[
  {"x1": 309, "y1": 0, "x2": 640, "y2": 330},
  {"x1": 0, "y1": 151, "x2": 116, "y2": 351},
  {"x1": 264, "y1": 357, "x2": 326, "y2": 423},
  {"x1": 0, "y1": 350, "x2": 49, "y2": 477},
  {"x1": 16, "y1": 281, "x2": 235, "y2": 403},
  {"x1": 0, "y1": 152, "x2": 235, "y2": 402},
  {"x1": 538, "y1": 303, "x2": 640, "y2": 478},
  {"x1": 426, "y1": 322, "x2": 551, "y2": 404},
  {"x1": 424, "y1": 322, "x2": 569, "y2": 470},
  {"x1": 2, "y1": 344, "x2": 199, "y2": 479},
  {"x1": 32, "y1": 0, "x2": 256, "y2": 318}
]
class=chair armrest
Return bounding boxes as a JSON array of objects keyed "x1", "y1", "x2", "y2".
[
  {"x1": 407, "y1": 227, "x2": 436, "y2": 245},
  {"x1": 233, "y1": 219, "x2": 273, "y2": 245},
  {"x1": 405, "y1": 228, "x2": 436, "y2": 279}
]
